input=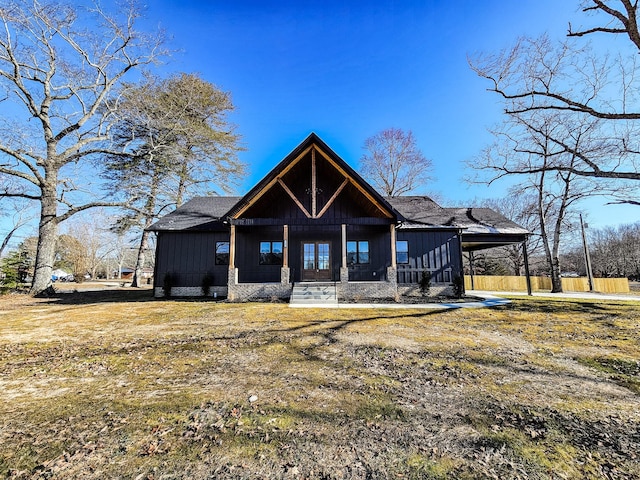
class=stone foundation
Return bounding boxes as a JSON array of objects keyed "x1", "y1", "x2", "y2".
[
  {"x1": 397, "y1": 284, "x2": 454, "y2": 297},
  {"x1": 227, "y1": 267, "x2": 292, "y2": 301},
  {"x1": 336, "y1": 265, "x2": 400, "y2": 301},
  {"x1": 340, "y1": 267, "x2": 349, "y2": 284},
  {"x1": 228, "y1": 282, "x2": 292, "y2": 301},
  {"x1": 281, "y1": 267, "x2": 290, "y2": 284},
  {"x1": 153, "y1": 283, "x2": 455, "y2": 300},
  {"x1": 152, "y1": 267, "x2": 453, "y2": 301},
  {"x1": 337, "y1": 281, "x2": 397, "y2": 301},
  {"x1": 154, "y1": 286, "x2": 228, "y2": 298}
]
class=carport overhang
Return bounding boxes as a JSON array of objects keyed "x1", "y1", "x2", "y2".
[
  {"x1": 461, "y1": 232, "x2": 532, "y2": 295},
  {"x1": 461, "y1": 232, "x2": 529, "y2": 252}
]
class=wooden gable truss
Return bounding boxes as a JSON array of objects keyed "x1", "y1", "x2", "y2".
[{"x1": 229, "y1": 138, "x2": 395, "y2": 222}]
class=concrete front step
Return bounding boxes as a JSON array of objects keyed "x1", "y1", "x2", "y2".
[{"x1": 290, "y1": 283, "x2": 338, "y2": 304}]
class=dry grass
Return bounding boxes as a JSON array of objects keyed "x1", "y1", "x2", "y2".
[{"x1": 0, "y1": 290, "x2": 639, "y2": 479}]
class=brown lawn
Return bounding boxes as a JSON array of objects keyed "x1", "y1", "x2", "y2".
[{"x1": 0, "y1": 290, "x2": 639, "y2": 479}]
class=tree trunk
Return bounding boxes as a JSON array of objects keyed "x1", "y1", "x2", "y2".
[
  {"x1": 548, "y1": 213, "x2": 564, "y2": 293},
  {"x1": 91, "y1": 263, "x2": 99, "y2": 280},
  {"x1": 508, "y1": 245, "x2": 522, "y2": 276},
  {"x1": 30, "y1": 179, "x2": 59, "y2": 295},
  {"x1": 540, "y1": 225, "x2": 563, "y2": 292},
  {"x1": 118, "y1": 257, "x2": 124, "y2": 279},
  {"x1": 131, "y1": 228, "x2": 150, "y2": 287},
  {"x1": 175, "y1": 158, "x2": 189, "y2": 208},
  {"x1": 131, "y1": 168, "x2": 159, "y2": 288},
  {"x1": 549, "y1": 256, "x2": 563, "y2": 293},
  {"x1": 536, "y1": 168, "x2": 563, "y2": 293},
  {"x1": 0, "y1": 225, "x2": 20, "y2": 258},
  {"x1": 549, "y1": 167, "x2": 574, "y2": 294}
]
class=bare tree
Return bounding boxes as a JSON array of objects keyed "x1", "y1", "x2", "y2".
[
  {"x1": 478, "y1": 192, "x2": 541, "y2": 276},
  {"x1": 360, "y1": 128, "x2": 433, "y2": 197},
  {"x1": 0, "y1": 0, "x2": 166, "y2": 295},
  {"x1": 100, "y1": 226, "x2": 137, "y2": 280},
  {"x1": 470, "y1": 1, "x2": 640, "y2": 190},
  {"x1": 61, "y1": 212, "x2": 114, "y2": 280},
  {"x1": 0, "y1": 198, "x2": 34, "y2": 258},
  {"x1": 586, "y1": 222, "x2": 640, "y2": 279},
  {"x1": 471, "y1": 105, "x2": 606, "y2": 291},
  {"x1": 55, "y1": 234, "x2": 88, "y2": 280}
]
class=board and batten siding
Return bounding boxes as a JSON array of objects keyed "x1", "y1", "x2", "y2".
[
  {"x1": 396, "y1": 230, "x2": 462, "y2": 284},
  {"x1": 154, "y1": 231, "x2": 230, "y2": 289},
  {"x1": 235, "y1": 226, "x2": 283, "y2": 283},
  {"x1": 347, "y1": 225, "x2": 392, "y2": 281}
]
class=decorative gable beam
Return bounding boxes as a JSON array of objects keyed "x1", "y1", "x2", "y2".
[
  {"x1": 316, "y1": 178, "x2": 349, "y2": 218},
  {"x1": 277, "y1": 178, "x2": 312, "y2": 218},
  {"x1": 313, "y1": 147, "x2": 394, "y2": 219},
  {"x1": 230, "y1": 138, "x2": 395, "y2": 221},
  {"x1": 231, "y1": 144, "x2": 314, "y2": 219},
  {"x1": 311, "y1": 148, "x2": 317, "y2": 218}
]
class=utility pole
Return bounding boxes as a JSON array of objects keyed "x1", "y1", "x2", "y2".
[{"x1": 580, "y1": 214, "x2": 594, "y2": 292}]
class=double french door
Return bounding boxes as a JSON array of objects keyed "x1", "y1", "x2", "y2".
[{"x1": 301, "y1": 242, "x2": 331, "y2": 281}]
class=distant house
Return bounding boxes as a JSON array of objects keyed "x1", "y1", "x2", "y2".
[
  {"x1": 148, "y1": 133, "x2": 529, "y2": 300},
  {"x1": 118, "y1": 267, "x2": 154, "y2": 281}
]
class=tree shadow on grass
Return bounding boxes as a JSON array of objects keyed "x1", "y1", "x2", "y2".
[
  {"x1": 38, "y1": 288, "x2": 157, "y2": 305},
  {"x1": 494, "y1": 298, "x2": 616, "y2": 315},
  {"x1": 209, "y1": 309, "x2": 453, "y2": 353}
]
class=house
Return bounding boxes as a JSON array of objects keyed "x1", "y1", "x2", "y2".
[
  {"x1": 118, "y1": 267, "x2": 154, "y2": 281},
  {"x1": 148, "y1": 133, "x2": 529, "y2": 300}
]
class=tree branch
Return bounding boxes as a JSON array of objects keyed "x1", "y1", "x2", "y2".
[
  {"x1": 568, "y1": 0, "x2": 640, "y2": 51},
  {"x1": 56, "y1": 200, "x2": 129, "y2": 224},
  {"x1": 0, "y1": 189, "x2": 41, "y2": 200},
  {"x1": 0, "y1": 164, "x2": 39, "y2": 186}
]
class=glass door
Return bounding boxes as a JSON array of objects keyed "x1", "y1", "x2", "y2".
[{"x1": 301, "y1": 242, "x2": 331, "y2": 281}]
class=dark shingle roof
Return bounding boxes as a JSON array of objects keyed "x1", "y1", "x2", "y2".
[
  {"x1": 437, "y1": 207, "x2": 530, "y2": 235},
  {"x1": 148, "y1": 194, "x2": 529, "y2": 238},
  {"x1": 147, "y1": 196, "x2": 241, "y2": 231},
  {"x1": 387, "y1": 196, "x2": 529, "y2": 235},
  {"x1": 385, "y1": 196, "x2": 446, "y2": 226}
]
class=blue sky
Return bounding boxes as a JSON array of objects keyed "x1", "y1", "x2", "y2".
[
  {"x1": 146, "y1": 0, "x2": 567, "y2": 190},
  {"x1": 1, "y1": 0, "x2": 637, "y2": 247},
  {"x1": 140, "y1": 0, "x2": 636, "y2": 227}
]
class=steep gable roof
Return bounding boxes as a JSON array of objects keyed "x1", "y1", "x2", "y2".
[
  {"x1": 226, "y1": 132, "x2": 397, "y2": 220},
  {"x1": 147, "y1": 136, "x2": 529, "y2": 249}
]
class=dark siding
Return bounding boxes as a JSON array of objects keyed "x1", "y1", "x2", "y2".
[
  {"x1": 231, "y1": 224, "x2": 393, "y2": 283},
  {"x1": 347, "y1": 225, "x2": 391, "y2": 282},
  {"x1": 154, "y1": 231, "x2": 230, "y2": 289},
  {"x1": 242, "y1": 183, "x2": 307, "y2": 220},
  {"x1": 396, "y1": 230, "x2": 462, "y2": 284},
  {"x1": 236, "y1": 226, "x2": 282, "y2": 283},
  {"x1": 282, "y1": 154, "x2": 313, "y2": 213}
]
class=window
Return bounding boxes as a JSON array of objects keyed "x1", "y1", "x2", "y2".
[
  {"x1": 215, "y1": 242, "x2": 229, "y2": 265},
  {"x1": 259, "y1": 241, "x2": 283, "y2": 265},
  {"x1": 347, "y1": 240, "x2": 369, "y2": 265},
  {"x1": 396, "y1": 240, "x2": 409, "y2": 264}
]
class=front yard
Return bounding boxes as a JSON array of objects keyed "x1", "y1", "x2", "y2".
[{"x1": 0, "y1": 291, "x2": 639, "y2": 479}]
